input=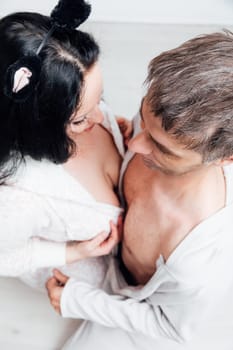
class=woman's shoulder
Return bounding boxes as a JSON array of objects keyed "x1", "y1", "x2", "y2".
[
  {"x1": 9, "y1": 156, "x2": 60, "y2": 188},
  {"x1": 0, "y1": 184, "x2": 45, "y2": 222},
  {"x1": 3, "y1": 156, "x2": 69, "y2": 202}
]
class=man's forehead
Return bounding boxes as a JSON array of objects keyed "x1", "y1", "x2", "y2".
[
  {"x1": 139, "y1": 96, "x2": 191, "y2": 158},
  {"x1": 140, "y1": 96, "x2": 158, "y2": 121}
]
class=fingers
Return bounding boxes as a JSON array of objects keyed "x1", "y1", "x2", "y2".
[
  {"x1": 124, "y1": 126, "x2": 133, "y2": 138},
  {"x1": 98, "y1": 221, "x2": 120, "y2": 254},
  {"x1": 89, "y1": 230, "x2": 109, "y2": 249},
  {"x1": 77, "y1": 218, "x2": 123, "y2": 259},
  {"x1": 116, "y1": 116, "x2": 126, "y2": 125},
  {"x1": 109, "y1": 221, "x2": 121, "y2": 243},
  {"x1": 53, "y1": 269, "x2": 69, "y2": 285},
  {"x1": 117, "y1": 215, "x2": 123, "y2": 236},
  {"x1": 116, "y1": 116, "x2": 131, "y2": 134},
  {"x1": 49, "y1": 294, "x2": 61, "y2": 315},
  {"x1": 46, "y1": 276, "x2": 62, "y2": 315},
  {"x1": 117, "y1": 214, "x2": 123, "y2": 226},
  {"x1": 46, "y1": 276, "x2": 57, "y2": 291}
]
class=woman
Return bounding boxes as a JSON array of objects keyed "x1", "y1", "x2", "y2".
[{"x1": 0, "y1": 6, "x2": 124, "y2": 290}]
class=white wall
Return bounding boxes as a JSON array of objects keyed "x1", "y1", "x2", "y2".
[
  {"x1": 1, "y1": 0, "x2": 233, "y2": 25},
  {"x1": 91, "y1": 0, "x2": 233, "y2": 25}
]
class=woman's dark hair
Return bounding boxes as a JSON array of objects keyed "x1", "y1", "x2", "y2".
[{"x1": 0, "y1": 12, "x2": 99, "y2": 183}]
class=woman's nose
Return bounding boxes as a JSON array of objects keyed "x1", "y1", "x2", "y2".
[{"x1": 89, "y1": 106, "x2": 104, "y2": 124}]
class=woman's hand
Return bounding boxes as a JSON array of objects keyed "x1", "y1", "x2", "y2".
[
  {"x1": 65, "y1": 220, "x2": 122, "y2": 264},
  {"x1": 46, "y1": 269, "x2": 69, "y2": 315},
  {"x1": 116, "y1": 116, "x2": 133, "y2": 149}
]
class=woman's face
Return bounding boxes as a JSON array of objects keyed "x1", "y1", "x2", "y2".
[{"x1": 68, "y1": 63, "x2": 104, "y2": 135}]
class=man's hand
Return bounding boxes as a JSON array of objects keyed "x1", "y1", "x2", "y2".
[
  {"x1": 66, "y1": 220, "x2": 122, "y2": 264},
  {"x1": 116, "y1": 116, "x2": 133, "y2": 149},
  {"x1": 46, "y1": 269, "x2": 69, "y2": 314}
]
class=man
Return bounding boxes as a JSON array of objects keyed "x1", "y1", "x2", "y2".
[{"x1": 46, "y1": 31, "x2": 233, "y2": 349}]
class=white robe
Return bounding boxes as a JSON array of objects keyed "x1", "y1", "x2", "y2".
[
  {"x1": 0, "y1": 101, "x2": 124, "y2": 290},
  {"x1": 60, "y1": 114, "x2": 233, "y2": 349}
]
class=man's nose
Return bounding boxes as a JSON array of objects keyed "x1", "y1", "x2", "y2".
[{"x1": 128, "y1": 131, "x2": 152, "y2": 155}]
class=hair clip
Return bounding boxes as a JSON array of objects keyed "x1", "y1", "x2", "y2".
[
  {"x1": 4, "y1": 54, "x2": 41, "y2": 103},
  {"x1": 51, "y1": 0, "x2": 91, "y2": 31},
  {"x1": 12, "y1": 67, "x2": 32, "y2": 93},
  {"x1": 4, "y1": 0, "x2": 91, "y2": 103}
]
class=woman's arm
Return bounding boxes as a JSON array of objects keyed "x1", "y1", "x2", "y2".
[
  {"x1": 0, "y1": 185, "x2": 120, "y2": 276},
  {"x1": 66, "y1": 220, "x2": 121, "y2": 263},
  {"x1": 0, "y1": 220, "x2": 120, "y2": 277},
  {"x1": 0, "y1": 238, "x2": 66, "y2": 276}
]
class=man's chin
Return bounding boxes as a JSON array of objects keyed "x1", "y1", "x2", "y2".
[
  {"x1": 142, "y1": 156, "x2": 162, "y2": 171},
  {"x1": 142, "y1": 156, "x2": 178, "y2": 176}
]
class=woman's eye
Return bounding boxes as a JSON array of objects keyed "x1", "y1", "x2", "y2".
[
  {"x1": 72, "y1": 115, "x2": 87, "y2": 125},
  {"x1": 72, "y1": 119, "x2": 85, "y2": 125}
]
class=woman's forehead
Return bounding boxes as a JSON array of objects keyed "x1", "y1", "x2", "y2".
[{"x1": 78, "y1": 63, "x2": 103, "y2": 115}]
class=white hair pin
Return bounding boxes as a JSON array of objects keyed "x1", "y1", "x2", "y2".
[
  {"x1": 4, "y1": 0, "x2": 91, "y2": 103},
  {"x1": 12, "y1": 67, "x2": 32, "y2": 93}
]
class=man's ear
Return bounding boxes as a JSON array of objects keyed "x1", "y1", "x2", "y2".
[{"x1": 214, "y1": 155, "x2": 233, "y2": 167}]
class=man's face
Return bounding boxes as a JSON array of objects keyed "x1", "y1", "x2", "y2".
[{"x1": 128, "y1": 97, "x2": 206, "y2": 176}]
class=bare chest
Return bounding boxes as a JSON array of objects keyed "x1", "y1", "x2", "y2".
[{"x1": 122, "y1": 155, "x2": 191, "y2": 284}]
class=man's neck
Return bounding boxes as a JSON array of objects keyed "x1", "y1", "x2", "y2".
[{"x1": 152, "y1": 164, "x2": 225, "y2": 207}]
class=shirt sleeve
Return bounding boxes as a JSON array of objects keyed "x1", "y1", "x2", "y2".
[
  {"x1": 0, "y1": 188, "x2": 66, "y2": 276},
  {"x1": 0, "y1": 238, "x2": 66, "y2": 276},
  {"x1": 60, "y1": 245, "x2": 216, "y2": 344},
  {"x1": 60, "y1": 278, "x2": 186, "y2": 343}
]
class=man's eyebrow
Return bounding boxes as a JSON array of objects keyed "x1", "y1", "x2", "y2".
[
  {"x1": 150, "y1": 137, "x2": 180, "y2": 158},
  {"x1": 140, "y1": 99, "x2": 180, "y2": 159}
]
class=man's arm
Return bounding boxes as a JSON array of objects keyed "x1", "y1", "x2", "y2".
[
  {"x1": 47, "y1": 269, "x2": 204, "y2": 343},
  {"x1": 60, "y1": 278, "x2": 183, "y2": 342}
]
